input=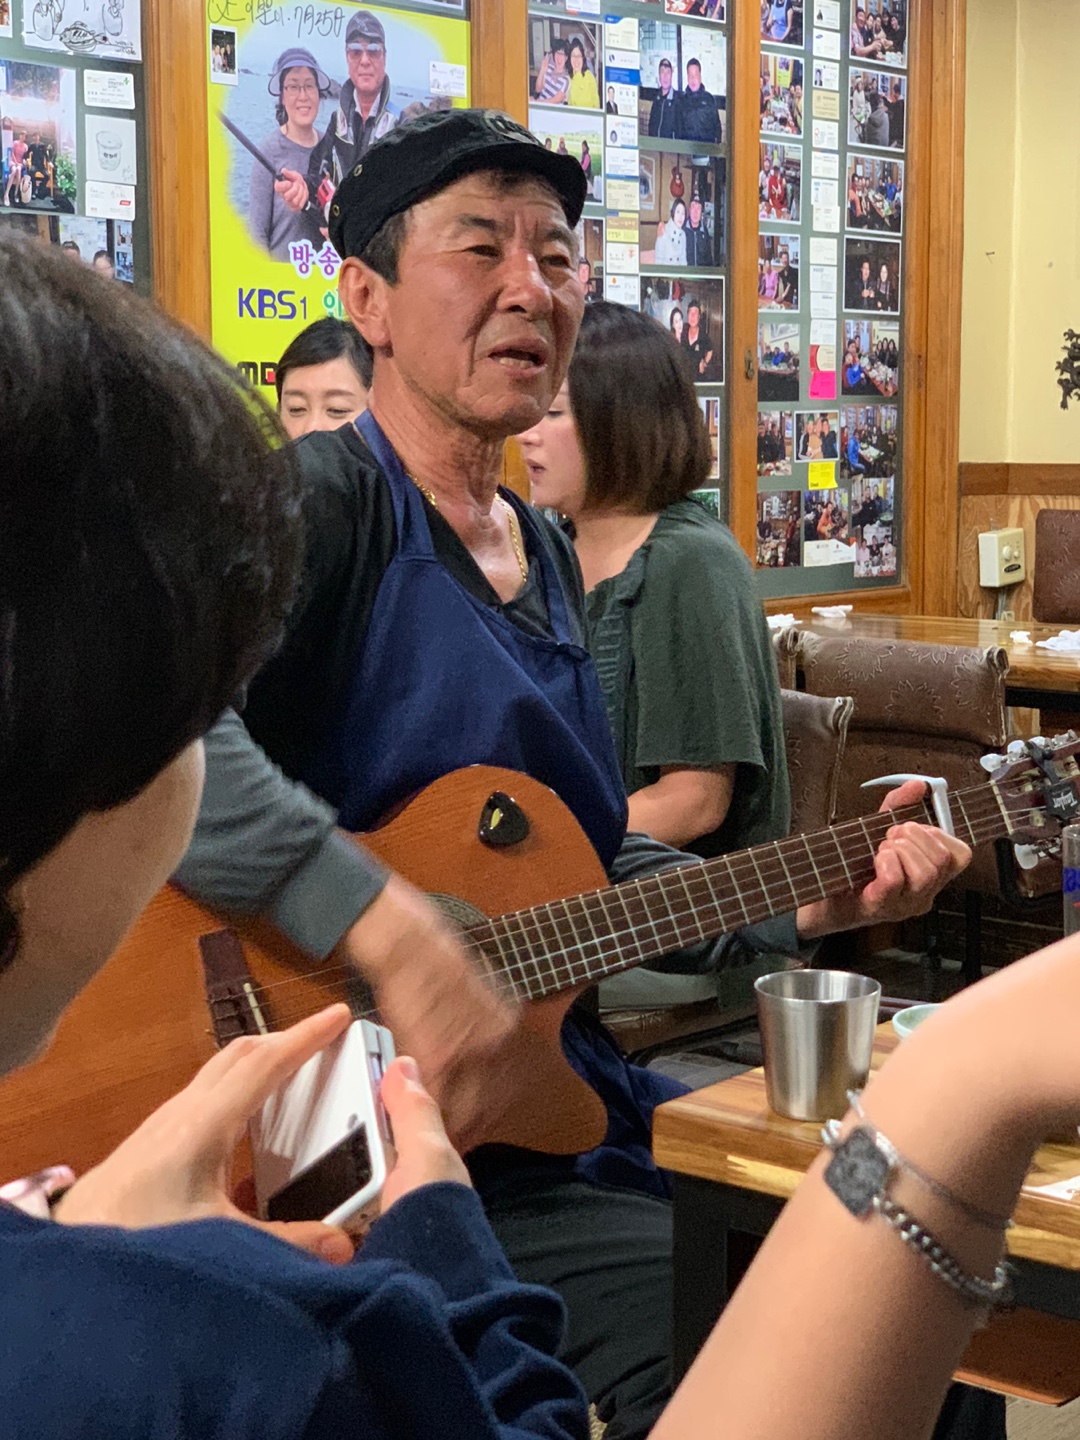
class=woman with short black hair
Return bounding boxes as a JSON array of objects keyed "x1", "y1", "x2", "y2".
[{"x1": 275, "y1": 316, "x2": 372, "y2": 438}]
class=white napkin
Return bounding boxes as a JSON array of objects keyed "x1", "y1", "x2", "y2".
[
  {"x1": 767, "y1": 613, "x2": 800, "y2": 631},
  {"x1": 811, "y1": 605, "x2": 853, "y2": 619},
  {"x1": 1009, "y1": 630, "x2": 1032, "y2": 646},
  {"x1": 1035, "y1": 629, "x2": 1080, "y2": 653}
]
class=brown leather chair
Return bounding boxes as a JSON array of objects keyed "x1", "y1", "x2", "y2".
[
  {"x1": 1033, "y1": 508, "x2": 1080, "y2": 625},
  {"x1": 601, "y1": 688, "x2": 853, "y2": 1060},
  {"x1": 794, "y1": 632, "x2": 1056, "y2": 985}
]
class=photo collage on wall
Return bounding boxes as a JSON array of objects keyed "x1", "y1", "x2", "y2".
[
  {"x1": 528, "y1": 0, "x2": 729, "y2": 519},
  {"x1": 756, "y1": 0, "x2": 906, "y2": 589},
  {"x1": 0, "y1": 0, "x2": 143, "y2": 284}
]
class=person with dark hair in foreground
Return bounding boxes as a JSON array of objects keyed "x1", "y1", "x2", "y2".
[
  {"x1": 275, "y1": 316, "x2": 372, "y2": 439},
  {"x1": 176, "y1": 109, "x2": 985, "y2": 1440},
  {"x1": 0, "y1": 232, "x2": 589, "y2": 1440}
]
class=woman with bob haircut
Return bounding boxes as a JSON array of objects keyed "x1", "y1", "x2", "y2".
[
  {"x1": 518, "y1": 300, "x2": 789, "y2": 874},
  {"x1": 249, "y1": 46, "x2": 332, "y2": 260},
  {"x1": 0, "y1": 233, "x2": 588, "y2": 1440}
]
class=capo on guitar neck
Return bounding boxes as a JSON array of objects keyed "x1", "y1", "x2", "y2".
[{"x1": 861, "y1": 773, "x2": 954, "y2": 837}]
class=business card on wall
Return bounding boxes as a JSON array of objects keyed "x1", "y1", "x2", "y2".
[{"x1": 85, "y1": 180, "x2": 136, "y2": 220}]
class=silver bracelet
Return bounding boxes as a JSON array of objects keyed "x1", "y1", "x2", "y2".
[
  {"x1": 846, "y1": 1091, "x2": 1014, "y2": 1232},
  {"x1": 822, "y1": 1122, "x2": 1012, "y2": 1312}
]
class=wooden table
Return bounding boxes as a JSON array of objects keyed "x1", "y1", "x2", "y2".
[
  {"x1": 791, "y1": 612, "x2": 1080, "y2": 711},
  {"x1": 654, "y1": 1025, "x2": 1080, "y2": 1403}
]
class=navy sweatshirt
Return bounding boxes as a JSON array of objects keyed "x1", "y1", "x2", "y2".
[{"x1": 0, "y1": 1182, "x2": 588, "y2": 1440}]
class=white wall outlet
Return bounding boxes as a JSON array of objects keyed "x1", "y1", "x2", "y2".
[{"x1": 978, "y1": 527, "x2": 1026, "y2": 588}]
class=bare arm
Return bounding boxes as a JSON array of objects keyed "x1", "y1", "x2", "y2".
[
  {"x1": 626, "y1": 764, "x2": 736, "y2": 849},
  {"x1": 655, "y1": 933, "x2": 1080, "y2": 1440}
]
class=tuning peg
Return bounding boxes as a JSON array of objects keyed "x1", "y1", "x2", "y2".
[
  {"x1": 1031, "y1": 736, "x2": 1048, "y2": 748},
  {"x1": 1013, "y1": 843, "x2": 1040, "y2": 870},
  {"x1": 1006, "y1": 740, "x2": 1028, "y2": 757},
  {"x1": 980, "y1": 753, "x2": 1006, "y2": 773}
]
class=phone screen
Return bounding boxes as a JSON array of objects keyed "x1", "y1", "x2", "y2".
[{"x1": 265, "y1": 1122, "x2": 373, "y2": 1223}]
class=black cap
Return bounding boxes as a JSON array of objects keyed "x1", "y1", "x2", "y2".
[
  {"x1": 345, "y1": 10, "x2": 385, "y2": 47},
  {"x1": 328, "y1": 108, "x2": 589, "y2": 261}
]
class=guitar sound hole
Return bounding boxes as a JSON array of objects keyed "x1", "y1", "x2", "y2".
[{"x1": 478, "y1": 791, "x2": 530, "y2": 848}]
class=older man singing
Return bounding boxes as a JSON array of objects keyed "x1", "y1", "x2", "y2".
[{"x1": 179, "y1": 109, "x2": 995, "y2": 1440}]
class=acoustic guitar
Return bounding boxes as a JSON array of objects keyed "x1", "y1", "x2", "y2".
[{"x1": 0, "y1": 747, "x2": 1071, "y2": 1182}]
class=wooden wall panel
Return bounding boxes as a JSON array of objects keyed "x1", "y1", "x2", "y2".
[
  {"x1": 471, "y1": 0, "x2": 528, "y2": 123},
  {"x1": 961, "y1": 464, "x2": 1080, "y2": 497},
  {"x1": 146, "y1": 0, "x2": 212, "y2": 339},
  {"x1": 958, "y1": 494, "x2": 1080, "y2": 619}
]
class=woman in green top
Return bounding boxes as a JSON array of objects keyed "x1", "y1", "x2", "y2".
[
  {"x1": 518, "y1": 300, "x2": 789, "y2": 864},
  {"x1": 567, "y1": 37, "x2": 601, "y2": 110}
]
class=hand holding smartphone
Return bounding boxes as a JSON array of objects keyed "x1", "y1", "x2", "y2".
[{"x1": 250, "y1": 1019, "x2": 395, "y2": 1228}]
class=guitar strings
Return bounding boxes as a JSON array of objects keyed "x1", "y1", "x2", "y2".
[
  {"x1": 232, "y1": 791, "x2": 1046, "y2": 1029},
  {"x1": 232, "y1": 792, "x2": 1036, "y2": 1008}
]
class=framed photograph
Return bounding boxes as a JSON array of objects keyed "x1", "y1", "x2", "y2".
[
  {"x1": 641, "y1": 275, "x2": 725, "y2": 385},
  {"x1": 803, "y1": 488, "x2": 853, "y2": 567},
  {"x1": 665, "y1": 0, "x2": 725, "y2": 22},
  {"x1": 851, "y1": 475, "x2": 897, "y2": 577},
  {"x1": 794, "y1": 410, "x2": 840, "y2": 461},
  {"x1": 757, "y1": 410, "x2": 794, "y2": 476},
  {"x1": 691, "y1": 487, "x2": 722, "y2": 518},
  {"x1": 638, "y1": 20, "x2": 726, "y2": 145},
  {"x1": 528, "y1": 106, "x2": 604, "y2": 202},
  {"x1": 842, "y1": 318, "x2": 900, "y2": 397},
  {"x1": 846, "y1": 152, "x2": 903, "y2": 233},
  {"x1": 759, "y1": 51, "x2": 804, "y2": 137},
  {"x1": 528, "y1": 16, "x2": 603, "y2": 111},
  {"x1": 0, "y1": 62, "x2": 77, "y2": 213},
  {"x1": 576, "y1": 216, "x2": 605, "y2": 303},
  {"x1": 699, "y1": 397, "x2": 721, "y2": 478},
  {"x1": 0, "y1": 0, "x2": 11, "y2": 39},
  {"x1": 762, "y1": 0, "x2": 803, "y2": 48},
  {"x1": 210, "y1": 26, "x2": 238, "y2": 85},
  {"x1": 849, "y1": 1, "x2": 907, "y2": 68},
  {"x1": 758, "y1": 320, "x2": 800, "y2": 402},
  {"x1": 844, "y1": 235, "x2": 901, "y2": 314},
  {"x1": 758, "y1": 233, "x2": 799, "y2": 309},
  {"x1": 639, "y1": 153, "x2": 725, "y2": 269},
  {"x1": 839, "y1": 404, "x2": 898, "y2": 480},
  {"x1": 758, "y1": 142, "x2": 801, "y2": 221},
  {"x1": 756, "y1": 490, "x2": 802, "y2": 569},
  {"x1": 848, "y1": 68, "x2": 905, "y2": 150}
]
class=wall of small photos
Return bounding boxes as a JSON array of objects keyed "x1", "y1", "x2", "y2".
[
  {"x1": 755, "y1": 0, "x2": 906, "y2": 595},
  {"x1": 527, "y1": 0, "x2": 730, "y2": 521},
  {"x1": 523, "y1": 0, "x2": 906, "y2": 595},
  {"x1": 0, "y1": 0, "x2": 149, "y2": 291}
]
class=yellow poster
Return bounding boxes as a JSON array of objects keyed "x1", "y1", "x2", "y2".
[
  {"x1": 206, "y1": 2, "x2": 470, "y2": 389},
  {"x1": 808, "y1": 461, "x2": 837, "y2": 490}
]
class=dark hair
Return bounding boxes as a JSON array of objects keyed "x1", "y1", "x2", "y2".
[
  {"x1": 275, "y1": 316, "x2": 373, "y2": 399},
  {"x1": 274, "y1": 63, "x2": 324, "y2": 128},
  {"x1": 60, "y1": 241, "x2": 80, "y2": 255},
  {"x1": 550, "y1": 39, "x2": 568, "y2": 57},
  {"x1": 0, "y1": 234, "x2": 304, "y2": 972},
  {"x1": 687, "y1": 57, "x2": 702, "y2": 72},
  {"x1": 567, "y1": 301, "x2": 712, "y2": 513},
  {"x1": 92, "y1": 249, "x2": 112, "y2": 264},
  {"x1": 568, "y1": 37, "x2": 591, "y2": 73},
  {"x1": 357, "y1": 169, "x2": 569, "y2": 286}
]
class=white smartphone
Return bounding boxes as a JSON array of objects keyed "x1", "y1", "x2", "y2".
[{"x1": 250, "y1": 1018, "x2": 395, "y2": 1228}]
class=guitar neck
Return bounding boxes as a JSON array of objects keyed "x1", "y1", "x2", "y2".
[{"x1": 470, "y1": 781, "x2": 1008, "y2": 1002}]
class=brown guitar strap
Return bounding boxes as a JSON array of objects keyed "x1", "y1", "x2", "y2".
[{"x1": 199, "y1": 929, "x2": 273, "y2": 1047}]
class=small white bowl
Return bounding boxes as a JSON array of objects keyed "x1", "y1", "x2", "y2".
[{"x1": 891, "y1": 1003, "x2": 940, "y2": 1040}]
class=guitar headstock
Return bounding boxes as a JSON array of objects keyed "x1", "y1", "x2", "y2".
[{"x1": 983, "y1": 733, "x2": 1080, "y2": 863}]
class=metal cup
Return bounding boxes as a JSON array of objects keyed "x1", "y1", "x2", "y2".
[{"x1": 754, "y1": 969, "x2": 881, "y2": 1122}]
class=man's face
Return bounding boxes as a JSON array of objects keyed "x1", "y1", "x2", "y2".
[
  {"x1": 861, "y1": 261, "x2": 871, "y2": 281},
  {"x1": 689, "y1": 198, "x2": 703, "y2": 228},
  {"x1": 347, "y1": 172, "x2": 583, "y2": 438},
  {"x1": 347, "y1": 34, "x2": 387, "y2": 101},
  {"x1": 577, "y1": 259, "x2": 591, "y2": 287},
  {"x1": 687, "y1": 63, "x2": 702, "y2": 92},
  {"x1": 762, "y1": 157, "x2": 771, "y2": 174},
  {"x1": 658, "y1": 61, "x2": 673, "y2": 94},
  {"x1": 688, "y1": 304, "x2": 701, "y2": 327}
]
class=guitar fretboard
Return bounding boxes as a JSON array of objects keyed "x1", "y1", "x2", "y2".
[{"x1": 464, "y1": 782, "x2": 1010, "y2": 1002}]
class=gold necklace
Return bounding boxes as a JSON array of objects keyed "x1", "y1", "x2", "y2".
[{"x1": 408, "y1": 474, "x2": 528, "y2": 585}]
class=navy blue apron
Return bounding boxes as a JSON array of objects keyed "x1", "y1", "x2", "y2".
[{"x1": 301, "y1": 411, "x2": 627, "y2": 872}]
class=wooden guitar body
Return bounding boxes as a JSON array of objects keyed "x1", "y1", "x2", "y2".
[{"x1": 0, "y1": 768, "x2": 610, "y2": 1183}]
